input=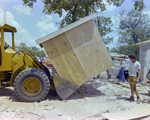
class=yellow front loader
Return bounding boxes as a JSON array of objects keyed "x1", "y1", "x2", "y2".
[{"x1": 0, "y1": 23, "x2": 53, "y2": 102}]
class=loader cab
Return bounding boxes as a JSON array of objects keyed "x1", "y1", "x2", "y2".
[{"x1": 0, "y1": 23, "x2": 16, "y2": 71}]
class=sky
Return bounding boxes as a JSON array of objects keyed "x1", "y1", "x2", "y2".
[{"x1": 0, "y1": 0, "x2": 150, "y2": 50}]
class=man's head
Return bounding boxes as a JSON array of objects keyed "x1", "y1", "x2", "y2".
[{"x1": 128, "y1": 53, "x2": 137, "y2": 63}]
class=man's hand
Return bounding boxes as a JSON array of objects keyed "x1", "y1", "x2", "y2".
[
  {"x1": 146, "y1": 74, "x2": 148, "y2": 79},
  {"x1": 146, "y1": 70, "x2": 150, "y2": 79},
  {"x1": 136, "y1": 78, "x2": 139, "y2": 83},
  {"x1": 137, "y1": 69, "x2": 141, "y2": 83}
]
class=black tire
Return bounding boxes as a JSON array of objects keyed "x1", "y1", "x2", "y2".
[{"x1": 14, "y1": 68, "x2": 50, "y2": 102}]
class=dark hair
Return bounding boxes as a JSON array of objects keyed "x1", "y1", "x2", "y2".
[{"x1": 128, "y1": 53, "x2": 137, "y2": 60}]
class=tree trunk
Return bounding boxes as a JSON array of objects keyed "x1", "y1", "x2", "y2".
[
  {"x1": 83, "y1": 0, "x2": 89, "y2": 16},
  {"x1": 132, "y1": 34, "x2": 138, "y2": 56}
]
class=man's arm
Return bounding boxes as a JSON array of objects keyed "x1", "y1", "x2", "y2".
[
  {"x1": 146, "y1": 69, "x2": 150, "y2": 79},
  {"x1": 136, "y1": 69, "x2": 141, "y2": 83},
  {"x1": 114, "y1": 58, "x2": 126, "y2": 61}
]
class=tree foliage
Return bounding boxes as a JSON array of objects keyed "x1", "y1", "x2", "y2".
[
  {"x1": 94, "y1": 16, "x2": 113, "y2": 44},
  {"x1": 22, "y1": 0, "x2": 145, "y2": 23},
  {"x1": 16, "y1": 42, "x2": 46, "y2": 57},
  {"x1": 110, "y1": 47, "x2": 119, "y2": 53},
  {"x1": 116, "y1": 9, "x2": 150, "y2": 56},
  {"x1": 22, "y1": 0, "x2": 145, "y2": 45},
  {"x1": 133, "y1": 0, "x2": 145, "y2": 11}
]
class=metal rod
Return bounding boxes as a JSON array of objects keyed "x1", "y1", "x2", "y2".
[{"x1": 3, "y1": 0, "x2": 7, "y2": 23}]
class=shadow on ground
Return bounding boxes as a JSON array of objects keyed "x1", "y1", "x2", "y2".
[
  {"x1": 67, "y1": 83, "x2": 105, "y2": 100},
  {"x1": 116, "y1": 96, "x2": 136, "y2": 103},
  {"x1": 0, "y1": 88, "x2": 13, "y2": 97},
  {"x1": 0, "y1": 81, "x2": 105, "y2": 102},
  {"x1": 45, "y1": 82, "x2": 105, "y2": 101},
  {"x1": 0, "y1": 87, "x2": 21, "y2": 102},
  {"x1": 0, "y1": 87, "x2": 58, "y2": 102},
  {"x1": 140, "y1": 93, "x2": 150, "y2": 97}
]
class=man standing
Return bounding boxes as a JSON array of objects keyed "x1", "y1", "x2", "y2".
[
  {"x1": 114, "y1": 56, "x2": 126, "y2": 83},
  {"x1": 115, "y1": 53, "x2": 141, "y2": 104}
]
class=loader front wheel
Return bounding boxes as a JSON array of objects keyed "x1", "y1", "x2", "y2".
[{"x1": 14, "y1": 68, "x2": 50, "y2": 102}]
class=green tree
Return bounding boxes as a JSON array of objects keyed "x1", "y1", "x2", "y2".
[
  {"x1": 22, "y1": 0, "x2": 145, "y2": 45},
  {"x1": 23, "y1": 0, "x2": 145, "y2": 18},
  {"x1": 94, "y1": 16, "x2": 113, "y2": 44},
  {"x1": 106, "y1": 47, "x2": 110, "y2": 52},
  {"x1": 16, "y1": 42, "x2": 46, "y2": 57},
  {"x1": 133, "y1": 0, "x2": 145, "y2": 11},
  {"x1": 110, "y1": 47, "x2": 119, "y2": 53},
  {"x1": 30, "y1": 46, "x2": 38, "y2": 56},
  {"x1": 16, "y1": 42, "x2": 29, "y2": 51},
  {"x1": 38, "y1": 50, "x2": 46, "y2": 57},
  {"x1": 117, "y1": 9, "x2": 150, "y2": 56}
]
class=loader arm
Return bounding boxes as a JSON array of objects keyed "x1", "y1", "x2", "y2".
[
  {"x1": 22, "y1": 51, "x2": 51, "y2": 78},
  {"x1": 11, "y1": 51, "x2": 52, "y2": 86}
]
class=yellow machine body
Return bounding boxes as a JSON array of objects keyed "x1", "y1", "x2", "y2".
[{"x1": 0, "y1": 23, "x2": 51, "y2": 91}]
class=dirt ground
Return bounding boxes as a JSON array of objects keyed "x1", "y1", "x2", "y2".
[{"x1": 0, "y1": 71, "x2": 150, "y2": 120}]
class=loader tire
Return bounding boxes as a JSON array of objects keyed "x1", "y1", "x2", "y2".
[{"x1": 14, "y1": 68, "x2": 50, "y2": 102}]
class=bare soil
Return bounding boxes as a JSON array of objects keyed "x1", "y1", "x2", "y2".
[{"x1": 0, "y1": 72, "x2": 150, "y2": 120}]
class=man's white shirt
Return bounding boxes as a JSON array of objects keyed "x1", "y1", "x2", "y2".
[
  {"x1": 121, "y1": 61, "x2": 126, "y2": 67},
  {"x1": 126, "y1": 59, "x2": 141, "y2": 77}
]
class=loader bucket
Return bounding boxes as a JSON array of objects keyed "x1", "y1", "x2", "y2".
[{"x1": 53, "y1": 75, "x2": 80, "y2": 99}]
